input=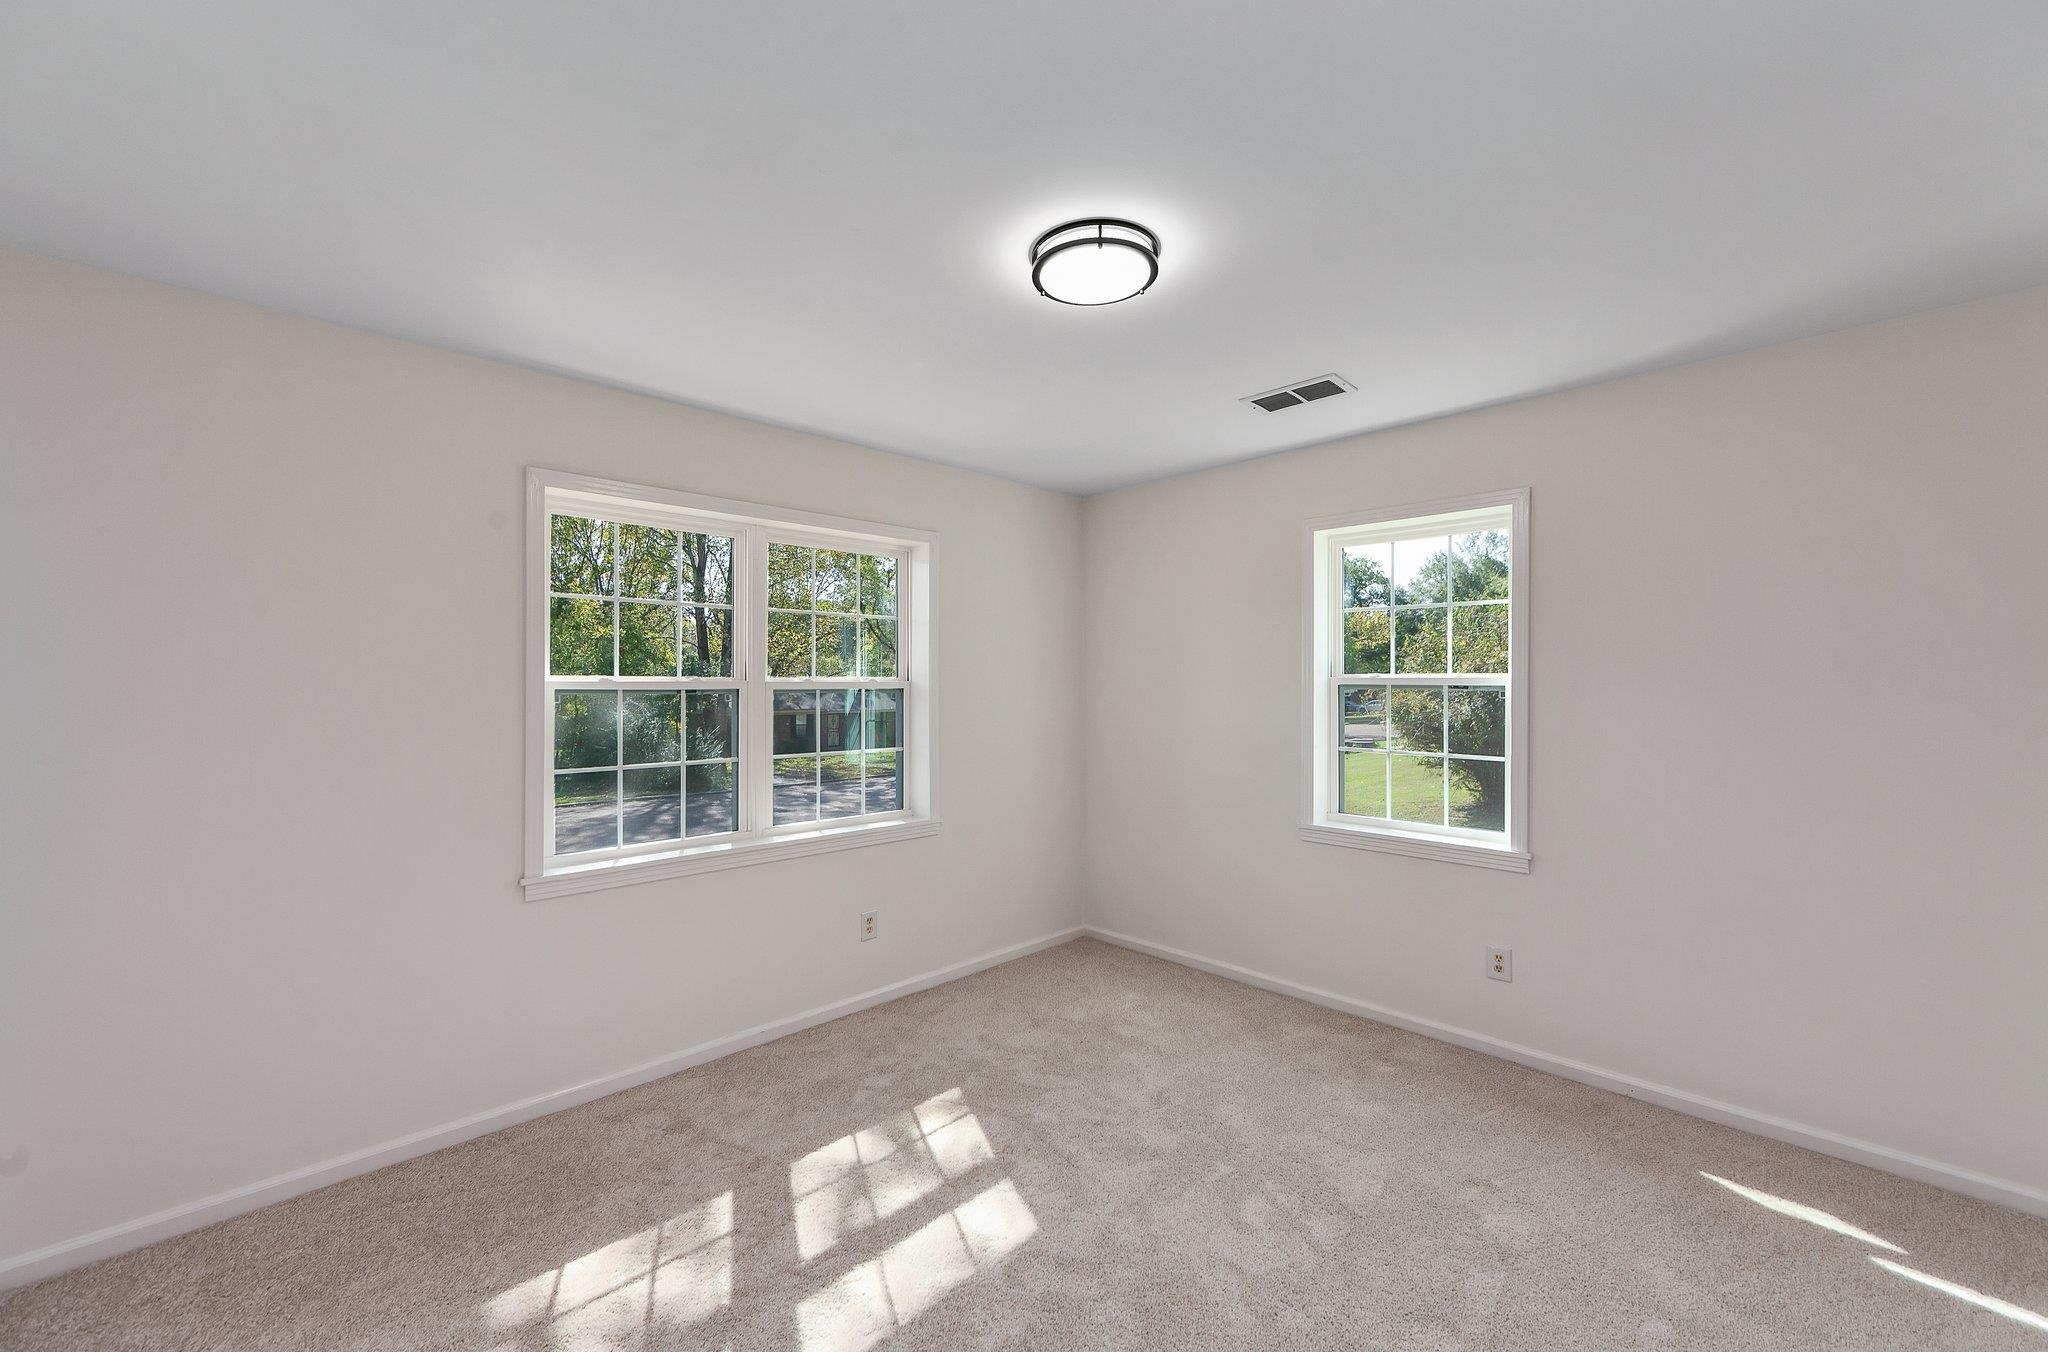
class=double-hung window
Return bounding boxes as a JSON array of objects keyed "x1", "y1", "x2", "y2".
[
  {"x1": 764, "y1": 541, "x2": 905, "y2": 825},
  {"x1": 524, "y1": 469, "x2": 933, "y2": 898},
  {"x1": 1303, "y1": 491, "x2": 1529, "y2": 870}
]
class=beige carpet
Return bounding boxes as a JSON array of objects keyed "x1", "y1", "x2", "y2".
[{"x1": 3, "y1": 937, "x2": 2044, "y2": 1350}]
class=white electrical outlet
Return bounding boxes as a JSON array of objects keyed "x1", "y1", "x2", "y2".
[
  {"x1": 1487, "y1": 947, "x2": 1512, "y2": 982},
  {"x1": 860, "y1": 910, "x2": 878, "y2": 942}
]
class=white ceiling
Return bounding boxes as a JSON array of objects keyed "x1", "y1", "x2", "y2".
[{"x1": 4, "y1": 2, "x2": 2045, "y2": 494}]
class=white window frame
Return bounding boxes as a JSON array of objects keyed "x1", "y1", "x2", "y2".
[
  {"x1": 1300, "y1": 488, "x2": 1530, "y2": 872},
  {"x1": 522, "y1": 468, "x2": 937, "y2": 900}
]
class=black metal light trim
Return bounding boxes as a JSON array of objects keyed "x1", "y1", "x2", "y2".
[{"x1": 1029, "y1": 217, "x2": 1161, "y2": 305}]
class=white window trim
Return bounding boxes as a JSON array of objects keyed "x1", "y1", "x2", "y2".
[
  {"x1": 522, "y1": 467, "x2": 937, "y2": 900},
  {"x1": 1299, "y1": 487, "x2": 1531, "y2": 873}
]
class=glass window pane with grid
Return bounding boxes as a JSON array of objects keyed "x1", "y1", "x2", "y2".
[
  {"x1": 763, "y1": 541, "x2": 905, "y2": 829},
  {"x1": 770, "y1": 687, "x2": 904, "y2": 825},
  {"x1": 548, "y1": 514, "x2": 740, "y2": 859},
  {"x1": 767, "y1": 543, "x2": 898, "y2": 680},
  {"x1": 549, "y1": 514, "x2": 735, "y2": 678},
  {"x1": 1328, "y1": 517, "x2": 1511, "y2": 841},
  {"x1": 1339, "y1": 529, "x2": 1508, "y2": 679}
]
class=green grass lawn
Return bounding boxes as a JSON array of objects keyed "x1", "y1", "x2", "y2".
[{"x1": 1342, "y1": 751, "x2": 1501, "y2": 831}]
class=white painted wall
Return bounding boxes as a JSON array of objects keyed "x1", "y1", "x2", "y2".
[
  {"x1": 0, "y1": 249, "x2": 1085, "y2": 1272},
  {"x1": 1081, "y1": 285, "x2": 2048, "y2": 1202}
]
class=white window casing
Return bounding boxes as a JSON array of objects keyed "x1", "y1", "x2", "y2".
[
  {"x1": 523, "y1": 468, "x2": 936, "y2": 900},
  {"x1": 1301, "y1": 488, "x2": 1530, "y2": 872}
]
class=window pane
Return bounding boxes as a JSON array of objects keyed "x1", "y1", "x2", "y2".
[
  {"x1": 861, "y1": 617, "x2": 898, "y2": 678},
  {"x1": 1453, "y1": 531, "x2": 1510, "y2": 602},
  {"x1": 819, "y1": 689, "x2": 861, "y2": 752},
  {"x1": 1393, "y1": 607, "x2": 1447, "y2": 673},
  {"x1": 1447, "y1": 687, "x2": 1505, "y2": 758},
  {"x1": 1388, "y1": 754, "x2": 1446, "y2": 826},
  {"x1": 553, "y1": 770, "x2": 617, "y2": 853},
  {"x1": 816, "y1": 615, "x2": 858, "y2": 677},
  {"x1": 622, "y1": 691, "x2": 681, "y2": 764},
  {"x1": 1341, "y1": 750, "x2": 1387, "y2": 817},
  {"x1": 687, "y1": 762, "x2": 737, "y2": 836},
  {"x1": 678, "y1": 606, "x2": 733, "y2": 677},
  {"x1": 681, "y1": 532, "x2": 733, "y2": 606},
  {"x1": 819, "y1": 753, "x2": 864, "y2": 819},
  {"x1": 1340, "y1": 685, "x2": 1387, "y2": 748},
  {"x1": 554, "y1": 691, "x2": 618, "y2": 769},
  {"x1": 687, "y1": 690, "x2": 736, "y2": 761},
  {"x1": 1389, "y1": 687, "x2": 1444, "y2": 752},
  {"x1": 865, "y1": 750, "x2": 901, "y2": 813},
  {"x1": 543, "y1": 499, "x2": 921, "y2": 857},
  {"x1": 1321, "y1": 512, "x2": 1513, "y2": 844},
  {"x1": 617, "y1": 524, "x2": 678, "y2": 601},
  {"x1": 769, "y1": 543, "x2": 812, "y2": 608},
  {"x1": 1451, "y1": 602, "x2": 1508, "y2": 674},
  {"x1": 859, "y1": 554, "x2": 898, "y2": 617},
  {"x1": 768, "y1": 611, "x2": 813, "y2": 677},
  {"x1": 1392, "y1": 536, "x2": 1450, "y2": 605},
  {"x1": 1450, "y1": 759, "x2": 1506, "y2": 833},
  {"x1": 550, "y1": 515, "x2": 613, "y2": 596},
  {"x1": 1343, "y1": 608, "x2": 1390, "y2": 674},
  {"x1": 863, "y1": 689, "x2": 902, "y2": 749},
  {"x1": 773, "y1": 690, "x2": 817, "y2": 755},
  {"x1": 774, "y1": 755, "x2": 819, "y2": 824},
  {"x1": 619, "y1": 601, "x2": 679, "y2": 676},
  {"x1": 622, "y1": 766, "x2": 682, "y2": 844},
  {"x1": 549, "y1": 597, "x2": 614, "y2": 676},
  {"x1": 1341, "y1": 543, "x2": 1391, "y2": 608},
  {"x1": 815, "y1": 550, "x2": 859, "y2": 613}
]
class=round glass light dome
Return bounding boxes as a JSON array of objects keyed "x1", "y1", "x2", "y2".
[{"x1": 1030, "y1": 218, "x2": 1160, "y2": 306}]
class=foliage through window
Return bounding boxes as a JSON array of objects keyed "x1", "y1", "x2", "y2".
[
  {"x1": 1311, "y1": 496, "x2": 1523, "y2": 859},
  {"x1": 767, "y1": 544, "x2": 897, "y2": 679},
  {"x1": 549, "y1": 516, "x2": 734, "y2": 678},
  {"x1": 533, "y1": 478, "x2": 923, "y2": 882}
]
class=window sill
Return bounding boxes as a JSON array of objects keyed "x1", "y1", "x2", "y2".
[
  {"x1": 1298, "y1": 822, "x2": 1530, "y2": 872},
  {"x1": 523, "y1": 818, "x2": 942, "y2": 901}
]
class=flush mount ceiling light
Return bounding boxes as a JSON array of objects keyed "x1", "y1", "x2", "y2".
[{"x1": 1030, "y1": 218, "x2": 1160, "y2": 306}]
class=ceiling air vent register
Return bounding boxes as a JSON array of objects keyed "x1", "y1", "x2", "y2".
[{"x1": 1241, "y1": 374, "x2": 1355, "y2": 413}]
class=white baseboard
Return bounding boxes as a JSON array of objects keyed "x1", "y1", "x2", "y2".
[
  {"x1": 1083, "y1": 925, "x2": 2048, "y2": 1220},
  {"x1": 0, "y1": 925, "x2": 1085, "y2": 1292}
]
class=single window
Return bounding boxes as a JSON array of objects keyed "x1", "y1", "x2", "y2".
[
  {"x1": 1306, "y1": 492, "x2": 1527, "y2": 869},
  {"x1": 526, "y1": 470, "x2": 931, "y2": 896}
]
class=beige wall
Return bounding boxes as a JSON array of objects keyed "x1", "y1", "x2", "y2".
[
  {"x1": 0, "y1": 249, "x2": 1085, "y2": 1270},
  {"x1": 1081, "y1": 285, "x2": 2048, "y2": 1200}
]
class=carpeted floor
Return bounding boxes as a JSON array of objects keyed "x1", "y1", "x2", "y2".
[{"x1": 3, "y1": 937, "x2": 2044, "y2": 1350}]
